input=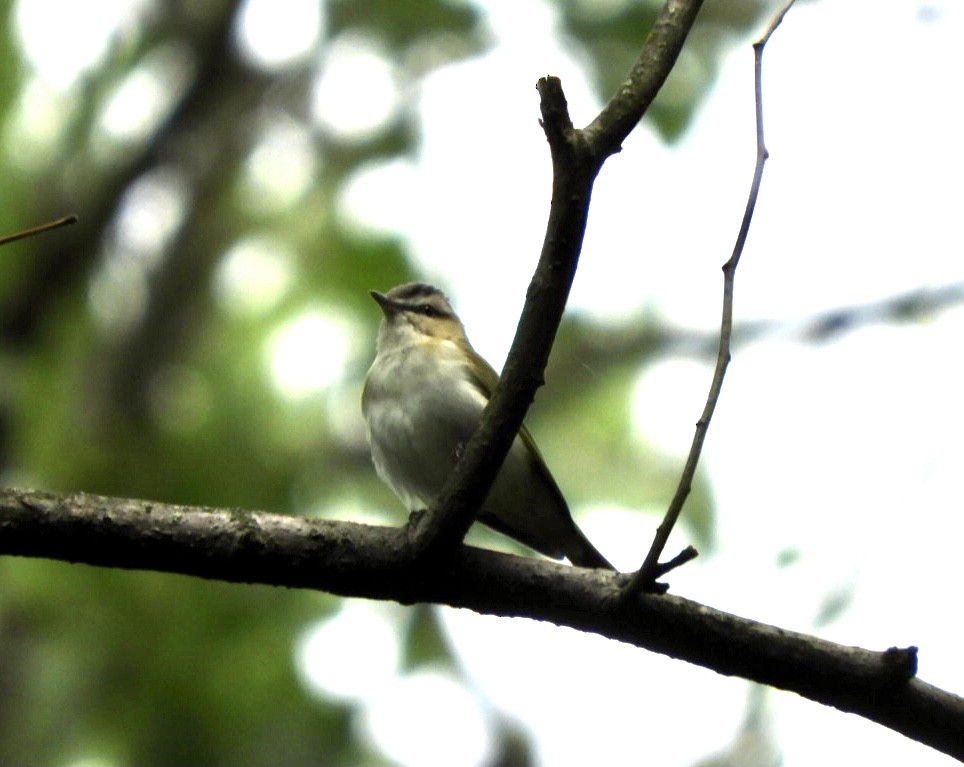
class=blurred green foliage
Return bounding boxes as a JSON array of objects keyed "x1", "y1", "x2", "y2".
[{"x1": 0, "y1": 0, "x2": 765, "y2": 764}]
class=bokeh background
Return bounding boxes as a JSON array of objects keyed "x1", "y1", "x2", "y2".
[{"x1": 1, "y1": 0, "x2": 962, "y2": 765}]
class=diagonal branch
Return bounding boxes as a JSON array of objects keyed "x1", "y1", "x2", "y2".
[
  {"x1": 1, "y1": 487, "x2": 963, "y2": 761},
  {"x1": 584, "y1": 0, "x2": 707, "y2": 155},
  {"x1": 0, "y1": 215, "x2": 78, "y2": 247},
  {"x1": 411, "y1": 0, "x2": 707, "y2": 558}
]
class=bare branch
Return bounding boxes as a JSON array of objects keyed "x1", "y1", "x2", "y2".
[
  {"x1": 630, "y1": 1, "x2": 797, "y2": 592},
  {"x1": 1, "y1": 487, "x2": 963, "y2": 761}
]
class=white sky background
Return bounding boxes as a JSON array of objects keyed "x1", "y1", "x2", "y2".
[{"x1": 11, "y1": 0, "x2": 964, "y2": 765}]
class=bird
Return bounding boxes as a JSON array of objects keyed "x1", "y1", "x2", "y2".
[{"x1": 362, "y1": 282, "x2": 613, "y2": 569}]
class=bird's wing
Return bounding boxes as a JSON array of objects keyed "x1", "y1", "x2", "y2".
[
  {"x1": 462, "y1": 350, "x2": 553, "y2": 465},
  {"x1": 463, "y1": 347, "x2": 614, "y2": 569},
  {"x1": 462, "y1": 348, "x2": 499, "y2": 399},
  {"x1": 462, "y1": 348, "x2": 565, "y2": 504}
]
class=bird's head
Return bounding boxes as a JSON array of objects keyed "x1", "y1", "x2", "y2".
[{"x1": 370, "y1": 282, "x2": 467, "y2": 349}]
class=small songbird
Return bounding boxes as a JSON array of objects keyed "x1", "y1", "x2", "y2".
[{"x1": 362, "y1": 282, "x2": 613, "y2": 569}]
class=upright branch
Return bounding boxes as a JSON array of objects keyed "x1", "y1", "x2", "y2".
[
  {"x1": 410, "y1": 0, "x2": 707, "y2": 558},
  {"x1": 629, "y1": 0, "x2": 797, "y2": 592}
]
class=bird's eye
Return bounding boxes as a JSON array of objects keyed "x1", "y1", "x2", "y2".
[{"x1": 419, "y1": 303, "x2": 440, "y2": 317}]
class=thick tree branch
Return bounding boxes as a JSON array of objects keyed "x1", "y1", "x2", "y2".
[
  {"x1": 412, "y1": 0, "x2": 706, "y2": 556},
  {"x1": 1, "y1": 487, "x2": 962, "y2": 761}
]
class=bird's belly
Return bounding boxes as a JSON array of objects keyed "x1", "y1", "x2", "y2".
[{"x1": 365, "y1": 390, "x2": 474, "y2": 511}]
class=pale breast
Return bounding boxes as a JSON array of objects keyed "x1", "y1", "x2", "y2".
[{"x1": 363, "y1": 340, "x2": 485, "y2": 510}]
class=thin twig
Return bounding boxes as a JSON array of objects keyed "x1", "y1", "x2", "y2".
[
  {"x1": 0, "y1": 215, "x2": 78, "y2": 247},
  {"x1": 628, "y1": 0, "x2": 797, "y2": 593},
  {"x1": 652, "y1": 544, "x2": 699, "y2": 579}
]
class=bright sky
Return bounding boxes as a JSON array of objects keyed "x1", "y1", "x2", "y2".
[{"x1": 12, "y1": 0, "x2": 964, "y2": 765}]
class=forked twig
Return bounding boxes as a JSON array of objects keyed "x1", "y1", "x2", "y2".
[{"x1": 627, "y1": 0, "x2": 797, "y2": 593}]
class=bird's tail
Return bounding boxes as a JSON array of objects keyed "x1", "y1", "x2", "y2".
[{"x1": 568, "y1": 530, "x2": 615, "y2": 570}]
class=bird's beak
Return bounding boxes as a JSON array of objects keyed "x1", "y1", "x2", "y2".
[{"x1": 370, "y1": 290, "x2": 401, "y2": 317}]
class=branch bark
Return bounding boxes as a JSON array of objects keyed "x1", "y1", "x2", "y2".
[{"x1": 1, "y1": 487, "x2": 962, "y2": 761}]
